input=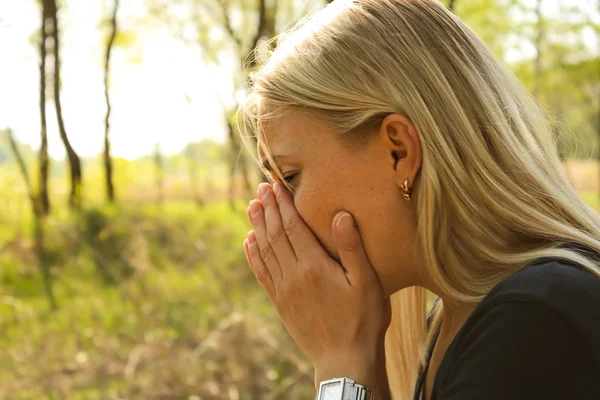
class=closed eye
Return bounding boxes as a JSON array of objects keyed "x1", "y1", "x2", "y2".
[{"x1": 284, "y1": 173, "x2": 297, "y2": 184}]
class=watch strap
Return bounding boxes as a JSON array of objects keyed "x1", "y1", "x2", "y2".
[
  {"x1": 316, "y1": 377, "x2": 381, "y2": 400},
  {"x1": 351, "y1": 382, "x2": 381, "y2": 400}
]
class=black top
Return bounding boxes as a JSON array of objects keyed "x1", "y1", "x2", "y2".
[{"x1": 413, "y1": 254, "x2": 600, "y2": 400}]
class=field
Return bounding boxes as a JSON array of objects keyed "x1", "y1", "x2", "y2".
[
  {"x1": 0, "y1": 158, "x2": 316, "y2": 399},
  {"x1": 0, "y1": 160, "x2": 598, "y2": 399}
]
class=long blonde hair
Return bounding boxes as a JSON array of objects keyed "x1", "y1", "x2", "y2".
[{"x1": 237, "y1": 0, "x2": 600, "y2": 398}]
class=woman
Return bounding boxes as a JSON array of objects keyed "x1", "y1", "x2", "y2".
[{"x1": 238, "y1": 0, "x2": 600, "y2": 399}]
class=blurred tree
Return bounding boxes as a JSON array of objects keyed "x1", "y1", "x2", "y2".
[
  {"x1": 43, "y1": 0, "x2": 83, "y2": 207},
  {"x1": 529, "y1": 0, "x2": 568, "y2": 162},
  {"x1": 511, "y1": 0, "x2": 598, "y2": 161},
  {"x1": 5, "y1": 128, "x2": 56, "y2": 309},
  {"x1": 208, "y1": 0, "x2": 325, "y2": 206},
  {"x1": 0, "y1": 145, "x2": 9, "y2": 164},
  {"x1": 103, "y1": 0, "x2": 120, "y2": 203},
  {"x1": 0, "y1": 134, "x2": 39, "y2": 168},
  {"x1": 456, "y1": 0, "x2": 598, "y2": 164},
  {"x1": 183, "y1": 93, "x2": 206, "y2": 206},
  {"x1": 180, "y1": 139, "x2": 229, "y2": 205},
  {"x1": 532, "y1": 0, "x2": 544, "y2": 99},
  {"x1": 6, "y1": 129, "x2": 36, "y2": 214},
  {"x1": 148, "y1": 0, "x2": 321, "y2": 208},
  {"x1": 38, "y1": 0, "x2": 50, "y2": 215},
  {"x1": 204, "y1": 0, "x2": 277, "y2": 208},
  {"x1": 596, "y1": 0, "x2": 600, "y2": 201},
  {"x1": 451, "y1": 0, "x2": 520, "y2": 57}
]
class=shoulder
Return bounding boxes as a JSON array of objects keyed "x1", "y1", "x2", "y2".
[
  {"x1": 434, "y1": 259, "x2": 600, "y2": 398},
  {"x1": 480, "y1": 258, "x2": 600, "y2": 323},
  {"x1": 446, "y1": 258, "x2": 600, "y2": 370},
  {"x1": 437, "y1": 300, "x2": 600, "y2": 399}
]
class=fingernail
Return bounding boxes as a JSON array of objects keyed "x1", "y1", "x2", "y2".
[
  {"x1": 273, "y1": 182, "x2": 281, "y2": 197},
  {"x1": 336, "y1": 213, "x2": 353, "y2": 229},
  {"x1": 248, "y1": 231, "x2": 256, "y2": 244},
  {"x1": 258, "y1": 184, "x2": 268, "y2": 199},
  {"x1": 250, "y1": 201, "x2": 261, "y2": 218}
]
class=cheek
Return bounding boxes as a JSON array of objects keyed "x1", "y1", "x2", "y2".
[
  {"x1": 291, "y1": 163, "x2": 383, "y2": 255},
  {"x1": 293, "y1": 187, "x2": 341, "y2": 257},
  {"x1": 294, "y1": 191, "x2": 330, "y2": 236}
]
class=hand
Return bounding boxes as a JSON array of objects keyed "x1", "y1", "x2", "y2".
[{"x1": 243, "y1": 182, "x2": 392, "y2": 392}]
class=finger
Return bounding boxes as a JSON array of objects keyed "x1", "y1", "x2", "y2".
[
  {"x1": 243, "y1": 237, "x2": 253, "y2": 269},
  {"x1": 331, "y1": 212, "x2": 374, "y2": 287},
  {"x1": 249, "y1": 198, "x2": 283, "y2": 284},
  {"x1": 247, "y1": 230, "x2": 277, "y2": 298},
  {"x1": 273, "y1": 182, "x2": 327, "y2": 259},
  {"x1": 258, "y1": 183, "x2": 297, "y2": 276}
]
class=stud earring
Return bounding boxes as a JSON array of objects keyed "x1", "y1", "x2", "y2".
[{"x1": 401, "y1": 177, "x2": 413, "y2": 201}]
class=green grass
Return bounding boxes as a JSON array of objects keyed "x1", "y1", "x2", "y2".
[{"x1": 0, "y1": 201, "x2": 315, "y2": 399}]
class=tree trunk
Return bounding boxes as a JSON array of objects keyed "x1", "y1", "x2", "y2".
[
  {"x1": 48, "y1": 0, "x2": 82, "y2": 207},
  {"x1": 104, "y1": 0, "x2": 119, "y2": 203},
  {"x1": 223, "y1": 0, "x2": 274, "y2": 207},
  {"x1": 39, "y1": 3, "x2": 50, "y2": 216},
  {"x1": 532, "y1": 0, "x2": 566, "y2": 164},
  {"x1": 7, "y1": 129, "x2": 35, "y2": 213},
  {"x1": 7, "y1": 128, "x2": 56, "y2": 309}
]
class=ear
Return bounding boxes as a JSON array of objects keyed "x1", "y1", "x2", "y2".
[{"x1": 377, "y1": 113, "x2": 422, "y2": 188}]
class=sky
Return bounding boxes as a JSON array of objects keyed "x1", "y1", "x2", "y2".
[
  {"x1": 0, "y1": 0, "x2": 598, "y2": 160},
  {"x1": 0, "y1": 0, "x2": 236, "y2": 160}
]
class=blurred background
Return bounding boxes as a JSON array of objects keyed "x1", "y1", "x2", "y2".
[{"x1": 0, "y1": 0, "x2": 599, "y2": 398}]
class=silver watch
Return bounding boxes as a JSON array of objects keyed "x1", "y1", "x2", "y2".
[{"x1": 316, "y1": 377, "x2": 381, "y2": 400}]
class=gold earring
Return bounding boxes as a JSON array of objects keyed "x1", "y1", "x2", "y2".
[{"x1": 401, "y1": 177, "x2": 413, "y2": 201}]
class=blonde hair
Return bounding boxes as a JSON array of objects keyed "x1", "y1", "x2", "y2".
[{"x1": 237, "y1": 0, "x2": 600, "y2": 398}]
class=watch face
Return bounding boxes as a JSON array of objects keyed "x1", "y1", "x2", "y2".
[{"x1": 321, "y1": 381, "x2": 343, "y2": 400}]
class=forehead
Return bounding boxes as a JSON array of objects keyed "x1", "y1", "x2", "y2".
[{"x1": 257, "y1": 109, "x2": 331, "y2": 157}]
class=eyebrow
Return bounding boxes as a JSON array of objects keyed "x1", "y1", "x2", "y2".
[{"x1": 261, "y1": 155, "x2": 289, "y2": 171}]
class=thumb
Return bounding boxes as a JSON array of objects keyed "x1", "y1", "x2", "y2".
[{"x1": 332, "y1": 212, "x2": 375, "y2": 286}]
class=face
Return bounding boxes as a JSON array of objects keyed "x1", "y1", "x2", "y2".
[{"x1": 259, "y1": 110, "x2": 425, "y2": 297}]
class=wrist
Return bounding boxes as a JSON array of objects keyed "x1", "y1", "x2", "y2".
[{"x1": 313, "y1": 348, "x2": 389, "y2": 398}]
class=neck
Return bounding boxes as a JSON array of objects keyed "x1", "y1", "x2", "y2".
[
  {"x1": 435, "y1": 296, "x2": 474, "y2": 343},
  {"x1": 417, "y1": 270, "x2": 475, "y2": 343}
]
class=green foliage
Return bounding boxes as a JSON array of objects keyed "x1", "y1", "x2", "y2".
[
  {"x1": 0, "y1": 201, "x2": 315, "y2": 398},
  {"x1": 454, "y1": 0, "x2": 521, "y2": 57},
  {"x1": 0, "y1": 130, "x2": 307, "y2": 397},
  {"x1": 456, "y1": 0, "x2": 600, "y2": 160},
  {"x1": 0, "y1": 130, "x2": 37, "y2": 166}
]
